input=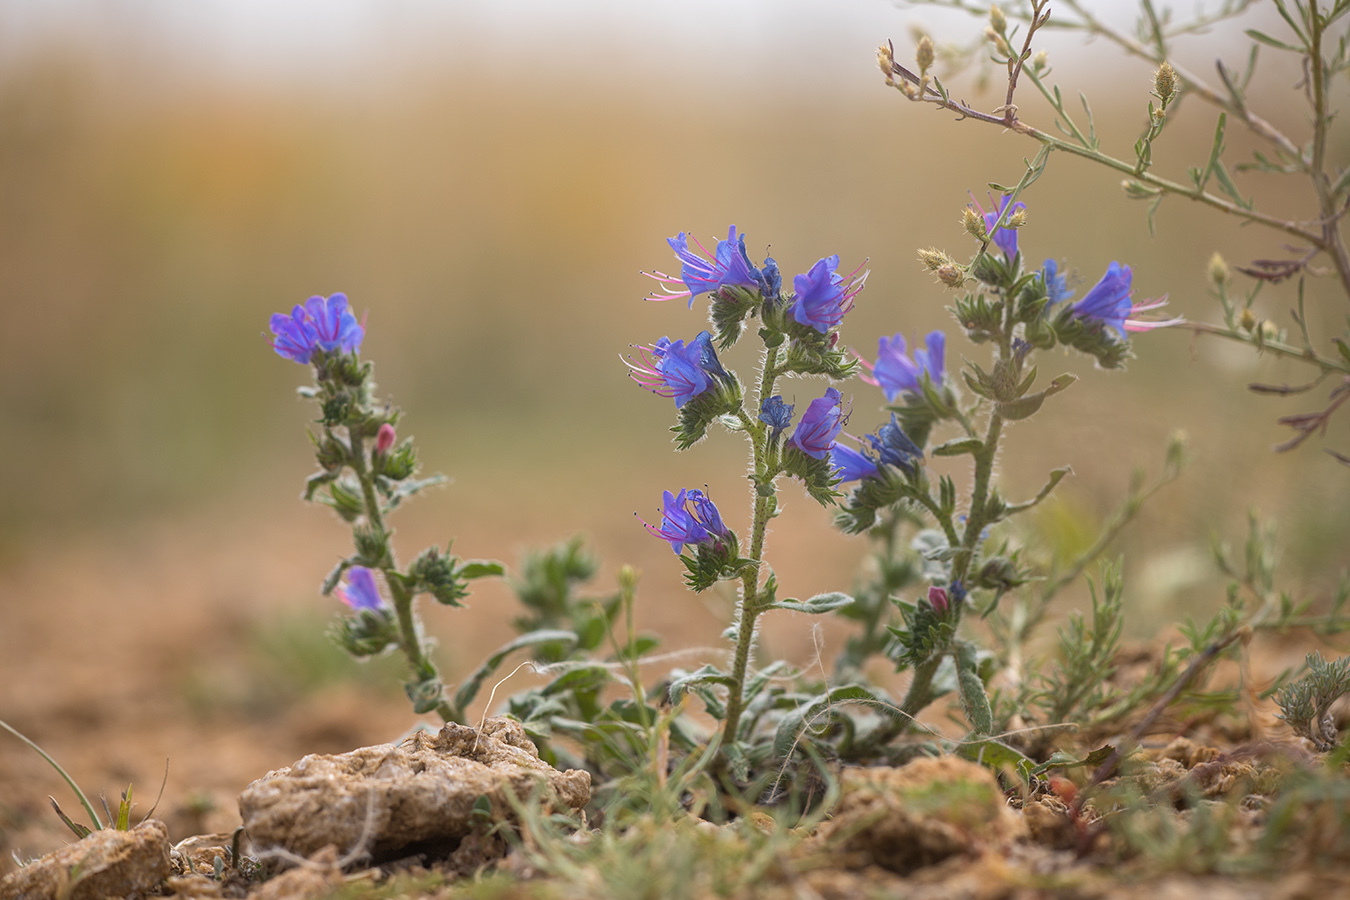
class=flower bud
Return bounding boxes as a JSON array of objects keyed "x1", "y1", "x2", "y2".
[
  {"x1": 1207, "y1": 252, "x2": 1230, "y2": 287},
  {"x1": 375, "y1": 422, "x2": 396, "y2": 454},
  {"x1": 877, "y1": 41, "x2": 895, "y2": 83},
  {"x1": 1034, "y1": 49, "x2": 1048, "y2": 70},
  {"x1": 927, "y1": 585, "x2": 950, "y2": 615},
  {"x1": 916, "y1": 35, "x2": 935, "y2": 73},
  {"x1": 962, "y1": 206, "x2": 987, "y2": 240},
  {"x1": 1154, "y1": 61, "x2": 1177, "y2": 104},
  {"x1": 989, "y1": 4, "x2": 1007, "y2": 33},
  {"x1": 1239, "y1": 307, "x2": 1257, "y2": 331},
  {"x1": 1259, "y1": 320, "x2": 1281, "y2": 342},
  {"x1": 1006, "y1": 208, "x2": 1027, "y2": 229},
  {"x1": 918, "y1": 247, "x2": 955, "y2": 271},
  {"x1": 937, "y1": 265, "x2": 966, "y2": 288}
]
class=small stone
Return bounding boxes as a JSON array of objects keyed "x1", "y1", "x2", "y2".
[
  {"x1": 0, "y1": 819, "x2": 170, "y2": 900},
  {"x1": 237, "y1": 718, "x2": 590, "y2": 865}
]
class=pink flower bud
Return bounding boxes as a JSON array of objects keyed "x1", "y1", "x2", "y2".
[
  {"x1": 375, "y1": 423, "x2": 396, "y2": 454},
  {"x1": 927, "y1": 585, "x2": 949, "y2": 615}
]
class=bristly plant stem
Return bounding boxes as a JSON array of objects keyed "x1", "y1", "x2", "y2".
[
  {"x1": 349, "y1": 423, "x2": 457, "y2": 723},
  {"x1": 721, "y1": 341, "x2": 783, "y2": 749}
]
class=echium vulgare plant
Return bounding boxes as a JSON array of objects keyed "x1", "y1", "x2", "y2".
[
  {"x1": 883, "y1": 0, "x2": 1350, "y2": 462},
  {"x1": 268, "y1": 292, "x2": 503, "y2": 723},
  {"x1": 625, "y1": 209, "x2": 1178, "y2": 771}
]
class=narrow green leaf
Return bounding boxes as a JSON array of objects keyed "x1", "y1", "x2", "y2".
[
  {"x1": 458, "y1": 560, "x2": 506, "y2": 580},
  {"x1": 452, "y1": 629, "x2": 578, "y2": 712},
  {"x1": 1244, "y1": 28, "x2": 1303, "y2": 52},
  {"x1": 1213, "y1": 160, "x2": 1252, "y2": 208},
  {"x1": 770, "y1": 592, "x2": 855, "y2": 614},
  {"x1": 669, "y1": 665, "x2": 738, "y2": 702},
  {"x1": 955, "y1": 738, "x2": 1032, "y2": 777},
  {"x1": 996, "y1": 374, "x2": 1076, "y2": 421},
  {"x1": 932, "y1": 437, "x2": 984, "y2": 457}
]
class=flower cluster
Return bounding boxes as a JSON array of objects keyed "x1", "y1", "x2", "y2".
[
  {"x1": 646, "y1": 226, "x2": 780, "y2": 307},
  {"x1": 831, "y1": 414, "x2": 924, "y2": 484},
  {"x1": 269, "y1": 293, "x2": 364, "y2": 364},
  {"x1": 790, "y1": 256, "x2": 869, "y2": 334}
]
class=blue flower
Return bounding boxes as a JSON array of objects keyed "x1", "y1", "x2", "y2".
[
  {"x1": 758, "y1": 396, "x2": 794, "y2": 436},
  {"x1": 859, "y1": 331, "x2": 945, "y2": 402},
  {"x1": 974, "y1": 194, "x2": 1025, "y2": 260},
  {"x1": 1069, "y1": 261, "x2": 1181, "y2": 339},
  {"x1": 269, "y1": 293, "x2": 364, "y2": 364},
  {"x1": 789, "y1": 387, "x2": 845, "y2": 459},
  {"x1": 647, "y1": 226, "x2": 776, "y2": 307},
  {"x1": 830, "y1": 443, "x2": 879, "y2": 483},
  {"x1": 624, "y1": 330, "x2": 726, "y2": 408},
  {"x1": 337, "y1": 566, "x2": 384, "y2": 612},
  {"x1": 686, "y1": 489, "x2": 730, "y2": 539},
  {"x1": 1042, "y1": 259, "x2": 1074, "y2": 305},
  {"x1": 865, "y1": 414, "x2": 923, "y2": 474},
  {"x1": 790, "y1": 256, "x2": 867, "y2": 333},
  {"x1": 638, "y1": 488, "x2": 711, "y2": 554}
]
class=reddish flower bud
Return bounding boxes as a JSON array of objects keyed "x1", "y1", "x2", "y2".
[{"x1": 376, "y1": 423, "x2": 396, "y2": 454}]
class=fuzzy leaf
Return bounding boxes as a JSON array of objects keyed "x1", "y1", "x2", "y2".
[
  {"x1": 459, "y1": 560, "x2": 506, "y2": 580},
  {"x1": 770, "y1": 592, "x2": 855, "y2": 614},
  {"x1": 772, "y1": 684, "x2": 890, "y2": 759},
  {"x1": 932, "y1": 437, "x2": 984, "y2": 457},
  {"x1": 453, "y1": 629, "x2": 579, "y2": 712}
]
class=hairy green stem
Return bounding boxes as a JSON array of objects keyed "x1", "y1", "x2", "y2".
[
  {"x1": 721, "y1": 342, "x2": 782, "y2": 748},
  {"x1": 349, "y1": 425, "x2": 457, "y2": 722}
]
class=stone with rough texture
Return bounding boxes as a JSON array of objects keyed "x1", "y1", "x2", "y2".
[
  {"x1": 237, "y1": 717, "x2": 590, "y2": 864},
  {"x1": 812, "y1": 755, "x2": 1024, "y2": 875},
  {"x1": 0, "y1": 819, "x2": 170, "y2": 900}
]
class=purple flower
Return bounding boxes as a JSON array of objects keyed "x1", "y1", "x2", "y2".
[
  {"x1": 1070, "y1": 262, "x2": 1182, "y2": 339},
  {"x1": 268, "y1": 293, "x2": 364, "y2": 364},
  {"x1": 830, "y1": 443, "x2": 879, "y2": 483},
  {"x1": 337, "y1": 566, "x2": 384, "y2": 612},
  {"x1": 624, "y1": 330, "x2": 726, "y2": 408},
  {"x1": 758, "y1": 396, "x2": 794, "y2": 436},
  {"x1": 972, "y1": 194, "x2": 1025, "y2": 260},
  {"x1": 789, "y1": 387, "x2": 845, "y2": 459},
  {"x1": 269, "y1": 306, "x2": 321, "y2": 364},
  {"x1": 686, "y1": 489, "x2": 730, "y2": 538},
  {"x1": 646, "y1": 226, "x2": 772, "y2": 307},
  {"x1": 638, "y1": 489, "x2": 711, "y2": 554},
  {"x1": 790, "y1": 256, "x2": 868, "y2": 333},
  {"x1": 1042, "y1": 259, "x2": 1074, "y2": 305},
  {"x1": 865, "y1": 414, "x2": 923, "y2": 473},
  {"x1": 858, "y1": 331, "x2": 945, "y2": 402}
]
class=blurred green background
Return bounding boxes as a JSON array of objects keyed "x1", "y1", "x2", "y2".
[{"x1": 0, "y1": 0, "x2": 1346, "y2": 650}]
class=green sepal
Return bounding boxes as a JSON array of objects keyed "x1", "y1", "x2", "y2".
[
  {"x1": 781, "y1": 445, "x2": 843, "y2": 506},
  {"x1": 952, "y1": 293, "x2": 1004, "y2": 343},
  {"x1": 834, "y1": 462, "x2": 929, "y2": 535},
  {"x1": 709, "y1": 285, "x2": 762, "y2": 349},
  {"x1": 331, "y1": 607, "x2": 399, "y2": 658},
  {"x1": 968, "y1": 250, "x2": 1011, "y2": 288},
  {"x1": 320, "y1": 478, "x2": 365, "y2": 522},
  {"x1": 888, "y1": 596, "x2": 956, "y2": 670},
  {"x1": 352, "y1": 524, "x2": 390, "y2": 568},
  {"x1": 671, "y1": 374, "x2": 744, "y2": 451},
  {"x1": 375, "y1": 439, "x2": 418, "y2": 481},
  {"x1": 679, "y1": 532, "x2": 749, "y2": 592},
  {"x1": 407, "y1": 543, "x2": 470, "y2": 606},
  {"x1": 1050, "y1": 306, "x2": 1133, "y2": 369}
]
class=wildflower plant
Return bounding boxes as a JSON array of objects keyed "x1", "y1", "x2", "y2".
[
  {"x1": 623, "y1": 198, "x2": 1184, "y2": 773},
  {"x1": 267, "y1": 293, "x2": 504, "y2": 723}
]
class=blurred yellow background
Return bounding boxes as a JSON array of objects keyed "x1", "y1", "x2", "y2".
[{"x1": 0, "y1": 0, "x2": 1346, "y2": 862}]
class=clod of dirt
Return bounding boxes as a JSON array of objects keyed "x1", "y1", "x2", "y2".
[
  {"x1": 812, "y1": 755, "x2": 1024, "y2": 875},
  {"x1": 0, "y1": 819, "x2": 171, "y2": 900},
  {"x1": 237, "y1": 717, "x2": 591, "y2": 866}
]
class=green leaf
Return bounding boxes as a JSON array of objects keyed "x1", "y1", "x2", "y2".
[
  {"x1": 772, "y1": 684, "x2": 890, "y2": 759},
  {"x1": 1244, "y1": 28, "x2": 1303, "y2": 52},
  {"x1": 452, "y1": 629, "x2": 578, "y2": 712},
  {"x1": 932, "y1": 437, "x2": 984, "y2": 457},
  {"x1": 458, "y1": 560, "x2": 506, "y2": 580},
  {"x1": 955, "y1": 737, "x2": 1032, "y2": 777},
  {"x1": 1030, "y1": 744, "x2": 1116, "y2": 776},
  {"x1": 770, "y1": 592, "x2": 855, "y2": 614},
  {"x1": 1213, "y1": 160, "x2": 1253, "y2": 209},
  {"x1": 995, "y1": 374, "x2": 1076, "y2": 421},
  {"x1": 669, "y1": 665, "x2": 738, "y2": 702}
]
